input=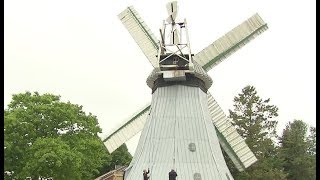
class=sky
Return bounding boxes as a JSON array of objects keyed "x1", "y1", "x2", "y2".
[{"x1": 4, "y1": 0, "x2": 316, "y2": 155}]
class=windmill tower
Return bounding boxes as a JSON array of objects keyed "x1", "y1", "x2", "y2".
[{"x1": 103, "y1": 1, "x2": 268, "y2": 179}]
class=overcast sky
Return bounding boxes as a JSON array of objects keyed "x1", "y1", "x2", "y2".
[{"x1": 4, "y1": 0, "x2": 316, "y2": 154}]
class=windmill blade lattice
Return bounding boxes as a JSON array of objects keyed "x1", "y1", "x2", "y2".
[
  {"x1": 103, "y1": 103, "x2": 150, "y2": 153},
  {"x1": 194, "y1": 13, "x2": 268, "y2": 71},
  {"x1": 207, "y1": 93, "x2": 257, "y2": 171},
  {"x1": 103, "y1": 2, "x2": 269, "y2": 179},
  {"x1": 118, "y1": 6, "x2": 159, "y2": 67}
]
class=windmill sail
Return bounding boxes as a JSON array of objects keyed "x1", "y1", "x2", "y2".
[
  {"x1": 103, "y1": 104, "x2": 150, "y2": 153},
  {"x1": 103, "y1": 4, "x2": 268, "y2": 176},
  {"x1": 207, "y1": 93, "x2": 257, "y2": 171},
  {"x1": 118, "y1": 6, "x2": 159, "y2": 67},
  {"x1": 193, "y1": 13, "x2": 268, "y2": 72}
]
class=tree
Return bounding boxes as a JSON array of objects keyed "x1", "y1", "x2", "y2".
[
  {"x1": 306, "y1": 126, "x2": 317, "y2": 179},
  {"x1": 21, "y1": 137, "x2": 82, "y2": 179},
  {"x1": 4, "y1": 92, "x2": 111, "y2": 179},
  {"x1": 98, "y1": 144, "x2": 133, "y2": 175},
  {"x1": 226, "y1": 85, "x2": 286, "y2": 179},
  {"x1": 307, "y1": 126, "x2": 316, "y2": 155},
  {"x1": 229, "y1": 86, "x2": 279, "y2": 157},
  {"x1": 279, "y1": 120, "x2": 316, "y2": 180}
]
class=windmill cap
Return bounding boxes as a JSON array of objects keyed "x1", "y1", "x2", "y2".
[{"x1": 146, "y1": 61, "x2": 213, "y2": 92}]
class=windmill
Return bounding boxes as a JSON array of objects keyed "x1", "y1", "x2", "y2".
[{"x1": 103, "y1": 1, "x2": 268, "y2": 179}]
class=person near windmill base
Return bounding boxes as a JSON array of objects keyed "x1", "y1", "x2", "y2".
[
  {"x1": 143, "y1": 168, "x2": 150, "y2": 180},
  {"x1": 169, "y1": 169, "x2": 178, "y2": 180}
]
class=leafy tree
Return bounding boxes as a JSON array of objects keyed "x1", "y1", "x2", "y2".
[
  {"x1": 4, "y1": 92, "x2": 111, "y2": 179},
  {"x1": 307, "y1": 126, "x2": 316, "y2": 155},
  {"x1": 306, "y1": 126, "x2": 317, "y2": 179},
  {"x1": 225, "y1": 85, "x2": 286, "y2": 179},
  {"x1": 228, "y1": 86, "x2": 278, "y2": 156},
  {"x1": 279, "y1": 120, "x2": 316, "y2": 180},
  {"x1": 21, "y1": 137, "x2": 82, "y2": 179},
  {"x1": 99, "y1": 144, "x2": 133, "y2": 175}
]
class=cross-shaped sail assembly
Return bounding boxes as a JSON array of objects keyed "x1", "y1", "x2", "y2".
[{"x1": 104, "y1": 1, "x2": 268, "y2": 179}]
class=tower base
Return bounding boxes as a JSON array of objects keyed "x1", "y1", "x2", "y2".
[{"x1": 124, "y1": 85, "x2": 233, "y2": 180}]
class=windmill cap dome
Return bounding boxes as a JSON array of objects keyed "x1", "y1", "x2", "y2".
[{"x1": 146, "y1": 61, "x2": 213, "y2": 93}]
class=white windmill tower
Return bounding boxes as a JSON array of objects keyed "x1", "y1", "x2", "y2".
[{"x1": 103, "y1": 1, "x2": 268, "y2": 179}]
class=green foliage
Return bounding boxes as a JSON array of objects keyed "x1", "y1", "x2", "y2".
[
  {"x1": 228, "y1": 86, "x2": 279, "y2": 157},
  {"x1": 99, "y1": 144, "x2": 133, "y2": 175},
  {"x1": 226, "y1": 85, "x2": 287, "y2": 179},
  {"x1": 4, "y1": 92, "x2": 111, "y2": 179},
  {"x1": 21, "y1": 137, "x2": 82, "y2": 179},
  {"x1": 307, "y1": 126, "x2": 316, "y2": 155},
  {"x1": 279, "y1": 120, "x2": 316, "y2": 180},
  {"x1": 230, "y1": 154, "x2": 287, "y2": 180},
  {"x1": 225, "y1": 85, "x2": 316, "y2": 180}
]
